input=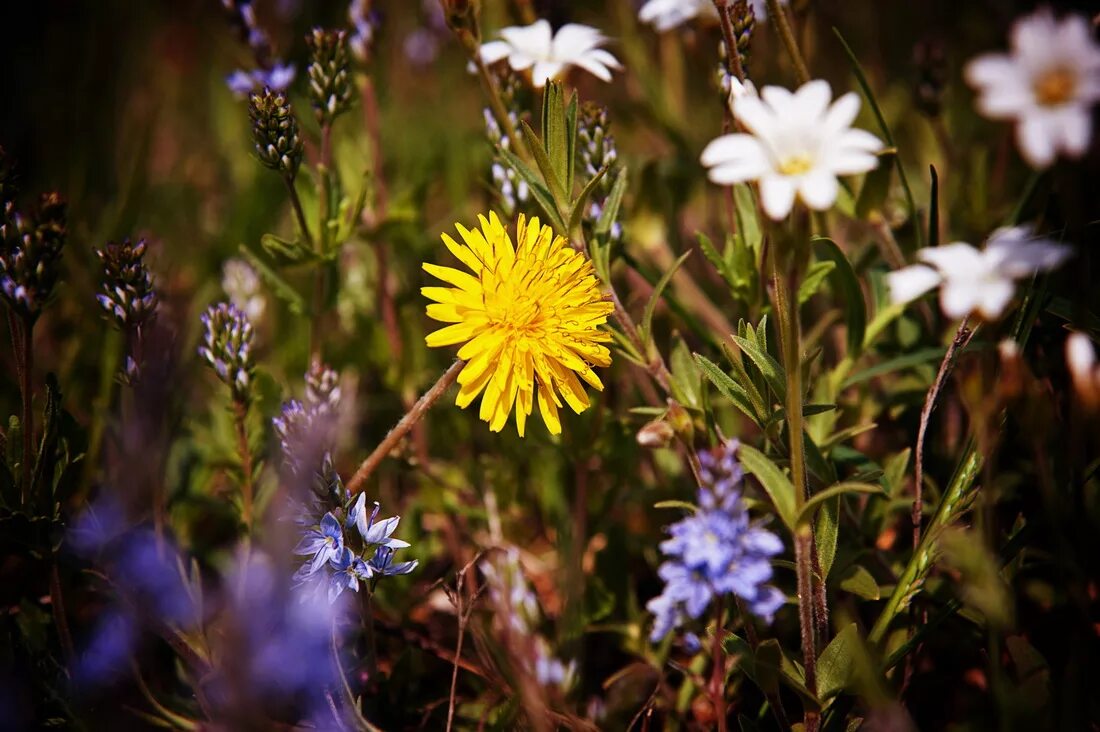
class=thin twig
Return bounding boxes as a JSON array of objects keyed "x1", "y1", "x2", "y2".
[
  {"x1": 232, "y1": 398, "x2": 254, "y2": 532},
  {"x1": 347, "y1": 360, "x2": 464, "y2": 495},
  {"x1": 19, "y1": 316, "x2": 33, "y2": 503},
  {"x1": 913, "y1": 318, "x2": 973, "y2": 550},
  {"x1": 713, "y1": 1, "x2": 747, "y2": 83},
  {"x1": 766, "y1": 0, "x2": 811, "y2": 84},
  {"x1": 283, "y1": 175, "x2": 315, "y2": 248}
]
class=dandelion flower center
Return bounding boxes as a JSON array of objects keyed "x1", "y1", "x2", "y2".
[
  {"x1": 1033, "y1": 67, "x2": 1077, "y2": 107},
  {"x1": 422, "y1": 212, "x2": 615, "y2": 437},
  {"x1": 778, "y1": 153, "x2": 815, "y2": 177}
]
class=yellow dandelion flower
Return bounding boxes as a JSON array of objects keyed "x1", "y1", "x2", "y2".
[{"x1": 422, "y1": 212, "x2": 615, "y2": 436}]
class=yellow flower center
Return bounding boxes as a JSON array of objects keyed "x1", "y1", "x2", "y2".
[
  {"x1": 1033, "y1": 67, "x2": 1077, "y2": 107},
  {"x1": 778, "y1": 154, "x2": 814, "y2": 176}
]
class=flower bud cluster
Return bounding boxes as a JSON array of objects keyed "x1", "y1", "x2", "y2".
[
  {"x1": 0, "y1": 191, "x2": 67, "y2": 319},
  {"x1": 248, "y1": 87, "x2": 304, "y2": 177},
  {"x1": 306, "y1": 28, "x2": 354, "y2": 125},
  {"x1": 198, "y1": 302, "x2": 255, "y2": 403},
  {"x1": 95, "y1": 238, "x2": 158, "y2": 329}
]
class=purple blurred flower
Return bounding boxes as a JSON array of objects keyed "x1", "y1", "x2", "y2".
[{"x1": 226, "y1": 62, "x2": 296, "y2": 97}]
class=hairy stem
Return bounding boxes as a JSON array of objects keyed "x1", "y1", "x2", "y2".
[
  {"x1": 20, "y1": 316, "x2": 33, "y2": 504},
  {"x1": 771, "y1": 240, "x2": 819, "y2": 731},
  {"x1": 232, "y1": 399, "x2": 254, "y2": 532},
  {"x1": 347, "y1": 359, "x2": 464, "y2": 495},
  {"x1": 766, "y1": 0, "x2": 810, "y2": 84}
]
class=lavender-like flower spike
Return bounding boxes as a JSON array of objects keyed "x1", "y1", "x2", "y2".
[
  {"x1": 306, "y1": 28, "x2": 354, "y2": 124},
  {"x1": 647, "y1": 439, "x2": 785, "y2": 644},
  {"x1": 249, "y1": 87, "x2": 304, "y2": 177},
  {"x1": 305, "y1": 361, "x2": 341, "y2": 416},
  {"x1": 198, "y1": 302, "x2": 255, "y2": 403},
  {"x1": 95, "y1": 238, "x2": 158, "y2": 330},
  {"x1": 0, "y1": 191, "x2": 67, "y2": 319}
]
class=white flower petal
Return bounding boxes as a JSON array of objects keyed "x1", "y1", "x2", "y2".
[
  {"x1": 1056, "y1": 106, "x2": 1092, "y2": 157},
  {"x1": 1066, "y1": 332, "x2": 1097, "y2": 383},
  {"x1": 531, "y1": 60, "x2": 564, "y2": 87},
  {"x1": 917, "y1": 242, "x2": 986, "y2": 275},
  {"x1": 792, "y1": 79, "x2": 833, "y2": 121},
  {"x1": 479, "y1": 40, "x2": 512, "y2": 66},
  {"x1": 1016, "y1": 113, "x2": 1058, "y2": 168},
  {"x1": 823, "y1": 92, "x2": 861, "y2": 134},
  {"x1": 797, "y1": 169, "x2": 839, "y2": 210},
  {"x1": 758, "y1": 175, "x2": 797, "y2": 220},
  {"x1": 974, "y1": 279, "x2": 1017, "y2": 320},
  {"x1": 939, "y1": 281, "x2": 982, "y2": 320},
  {"x1": 887, "y1": 265, "x2": 943, "y2": 305},
  {"x1": 499, "y1": 20, "x2": 553, "y2": 57},
  {"x1": 552, "y1": 24, "x2": 604, "y2": 59},
  {"x1": 732, "y1": 94, "x2": 778, "y2": 138}
]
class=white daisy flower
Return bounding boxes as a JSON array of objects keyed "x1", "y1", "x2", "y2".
[
  {"x1": 1066, "y1": 332, "x2": 1100, "y2": 409},
  {"x1": 479, "y1": 19, "x2": 621, "y2": 88},
  {"x1": 964, "y1": 8, "x2": 1100, "y2": 168},
  {"x1": 701, "y1": 79, "x2": 884, "y2": 220},
  {"x1": 638, "y1": 0, "x2": 782, "y2": 32},
  {"x1": 886, "y1": 226, "x2": 1072, "y2": 320}
]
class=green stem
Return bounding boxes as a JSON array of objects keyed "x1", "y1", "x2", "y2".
[
  {"x1": 283, "y1": 175, "x2": 315, "y2": 249},
  {"x1": 710, "y1": 597, "x2": 728, "y2": 732},
  {"x1": 20, "y1": 316, "x2": 33, "y2": 504},
  {"x1": 467, "y1": 45, "x2": 529, "y2": 161},
  {"x1": 771, "y1": 237, "x2": 819, "y2": 732},
  {"x1": 232, "y1": 399, "x2": 254, "y2": 533},
  {"x1": 766, "y1": 0, "x2": 810, "y2": 84}
]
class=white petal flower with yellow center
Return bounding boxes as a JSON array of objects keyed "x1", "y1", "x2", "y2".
[
  {"x1": 479, "y1": 20, "x2": 622, "y2": 88},
  {"x1": 965, "y1": 8, "x2": 1100, "y2": 168},
  {"x1": 701, "y1": 79, "x2": 884, "y2": 220},
  {"x1": 887, "y1": 226, "x2": 1071, "y2": 320},
  {"x1": 638, "y1": 0, "x2": 782, "y2": 31},
  {"x1": 422, "y1": 213, "x2": 615, "y2": 437}
]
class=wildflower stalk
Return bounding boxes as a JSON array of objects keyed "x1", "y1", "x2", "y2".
[
  {"x1": 710, "y1": 597, "x2": 728, "y2": 732},
  {"x1": 282, "y1": 175, "x2": 315, "y2": 249},
  {"x1": 346, "y1": 359, "x2": 464, "y2": 495},
  {"x1": 19, "y1": 315, "x2": 33, "y2": 503},
  {"x1": 232, "y1": 398, "x2": 255, "y2": 532},
  {"x1": 765, "y1": 0, "x2": 810, "y2": 84},
  {"x1": 769, "y1": 231, "x2": 819, "y2": 731},
  {"x1": 713, "y1": 0, "x2": 747, "y2": 83},
  {"x1": 473, "y1": 55, "x2": 530, "y2": 161}
]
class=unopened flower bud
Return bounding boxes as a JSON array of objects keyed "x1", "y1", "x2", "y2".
[
  {"x1": 248, "y1": 87, "x2": 304, "y2": 177},
  {"x1": 95, "y1": 238, "x2": 158, "y2": 329},
  {"x1": 306, "y1": 28, "x2": 354, "y2": 124},
  {"x1": 198, "y1": 302, "x2": 255, "y2": 403},
  {"x1": 666, "y1": 399, "x2": 694, "y2": 442},
  {"x1": 0, "y1": 191, "x2": 67, "y2": 319},
  {"x1": 637, "y1": 419, "x2": 675, "y2": 448}
]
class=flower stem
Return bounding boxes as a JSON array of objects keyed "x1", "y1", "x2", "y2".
[
  {"x1": 713, "y1": 0, "x2": 746, "y2": 83},
  {"x1": 469, "y1": 50, "x2": 529, "y2": 161},
  {"x1": 283, "y1": 174, "x2": 315, "y2": 249},
  {"x1": 346, "y1": 359, "x2": 464, "y2": 495},
  {"x1": 710, "y1": 597, "x2": 728, "y2": 732},
  {"x1": 770, "y1": 238, "x2": 819, "y2": 732},
  {"x1": 20, "y1": 315, "x2": 33, "y2": 505},
  {"x1": 232, "y1": 398, "x2": 254, "y2": 532},
  {"x1": 766, "y1": 0, "x2": 810, "y2": 85}
]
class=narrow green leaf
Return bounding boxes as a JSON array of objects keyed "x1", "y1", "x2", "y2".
[
  {"x1": 239, "y1": 246, "x2": 306, "y2": 315},
  {"x1": 833, "y1": 27, "x2": 921, "y2": 249},
  {"x1": 694, "y1": 353, "x2": 760, "y2": 426},
  {"x1": 883, "y1": 448, "x2": 911, "y2": 497},
  {"x1": 738, "y1": 445, "x2": 798, "y2": 532},
  {"x1": 798, "y1": 481, "x2": 885, "y2": 526},
  {"x1": 669, "y1": 338, "x2": 702, "y2": 409},
  {"x1": 928, "y1": 164, "x2": 940, "y2": 248},
  {"x1": 497, "y1": 147, "x2": 568, "y2": 233},
  {"x1": 520, "y1": 120, "x2": 567, "y2": 207},
  {"x1": 798, "y1": 260, "x2": 836, "y2": 305},
  {"x1": 567, "y1": 165, "x2": 608, "y2": 234},
  {"x1": 641, "y1": 250, "x2": 692, "y2": 344},
  {"x1": 816, "y1": 495, "x2": 840, "y2": 580},
  {"x1": 814, "y1": 237, "x2": 867, "y2": 356},
  {"x1": 842, "y1": 347, "x2": 947, "y2": 389},
  {"x1": 731, "y1": 335, "x2": 786, "y2": 400},
  {"x1": 654, "y1": 500, "x2": 698, "y2": 512},
  {"x1": 540, "y1": 83, "x2": 570, "y2": 199},
  {"x1": 733, "y1": 183, "x2": 762, "y2": 254},
  {"x1": 594, "y1": 166, "x2": 627, "y2": 238},
  {"x1": 565, "y1": 91, "x2": 578, "y2": 193}
]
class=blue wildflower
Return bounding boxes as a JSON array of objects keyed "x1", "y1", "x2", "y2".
[
  {"x1": 348, "y1": 493, "x2": 410, "y2": 549},
  {"x1": 329, "y1": 546, "x2": 372, "y2": 603},
  {"x1": 294, "y1": 512, "x2": 344, "y2": 575},
  {"x1": 647, "y1": 440, "x2": 785, "y2": 643},
  {"x1": 366, "y1": 546, "x2": 418, "y2": 578}
]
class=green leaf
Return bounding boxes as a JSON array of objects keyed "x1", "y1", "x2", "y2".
[
  {"x1": 641, "y1": 250, "x2": 692, "y2": 345},
  {"x1": 738, "y1": 445, "x2": 798, "y2": 532},
  {"x1": 594, "y1": 166, "x2": 627, "y2": 239},
  {"x1": 568, "y1": 165, "x2": 608, "y2": 234},
  {"x1": 817, "y1": 623, "x2": 861, "y2": 701},
  {"x1": 842, "y1": 347, "x2": 946, "y2": 389},
  {"x1": 239, "y1": 246, "x2": 306, "y2": 315},
  {"x1": 694, "y1": 354, "x2": 760, "y2": 426},
  {"x1": 798, "y1": 482, "x2": 885, "y2": 526},
  {"x1": 520, "y1": 119, "x2": 567, "y2": 207},
  {"x1": 816, "y1": 495, "x2": 840, "y2": 580},
  {"x1": 565, "y1": 92, "x2": 578, "y2": 192},
  {"x1": 814, "y1": 237, "x2": 867, "y2": 356},
  {"x1": 497, "y1": 147, "x2": 568, "y2": 233},
  {"x1": 928, "y1": 164, "x2": 940, "y2": 248},
  {"x1": 731, "y1": 335, "x2": 786, "y2": 400},
  {"x1": 260, "y1": 232, "x2": 314, "y2": 264},
  {"x1": 798, "y1": 260, "x2": 836, "y2": 305},
  {"x1": 653, "y1": 500, "x2": 697, "y2": 512},
  {"x1": 764, "y1": 403, "x2": 837, "y2": 429},
  {"x1": 837, "y1": 564, "x2": 881, "y2": 600},
  {"x1": 732, "y1": 183, "x2": 762, "y2": 255},
  {"x1": 669, "y1": 338, "x2": 701, "y2": 410},
  {"x1": 833, "y1": 27, "x2": 921, "y2": 249},
  {"x1": 540, "y1": 82, "x2": 571, "y2": 199},
  {"x1": 883, "y1": 448, "x2": 911, "y2": 498},
  {"x1": 583, "y1": 573, "x2": 615, "y2": 624}
]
